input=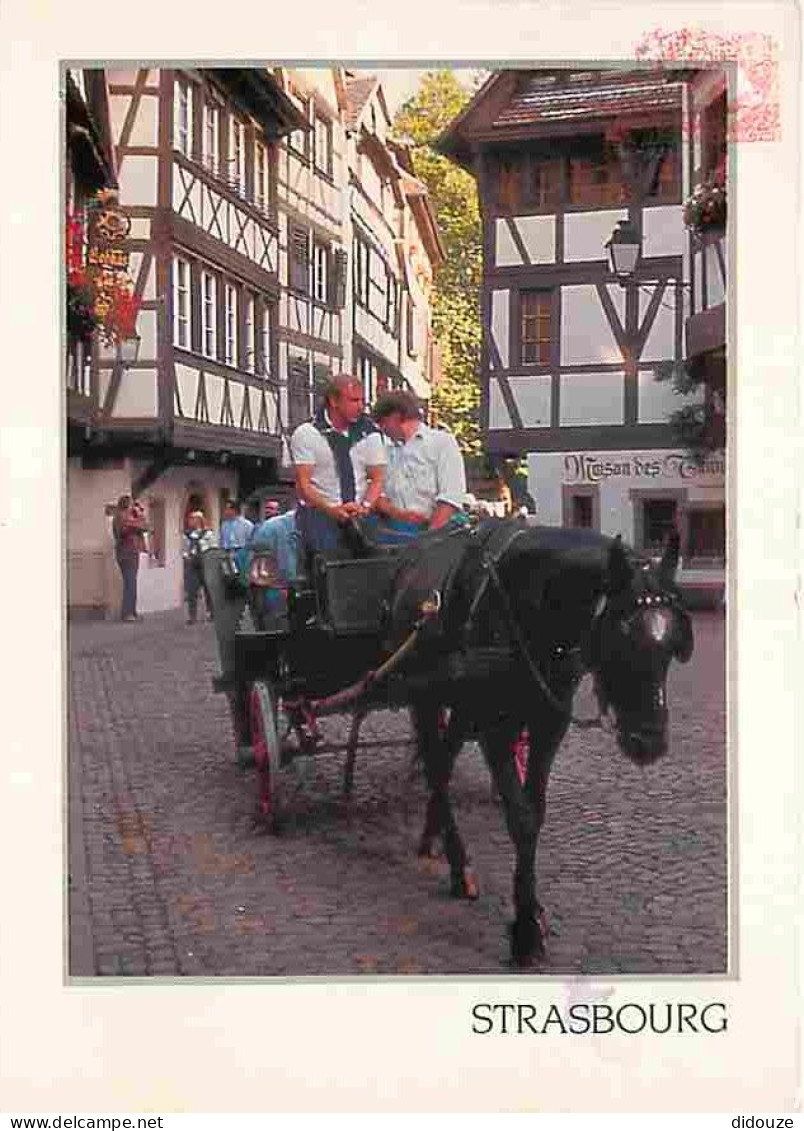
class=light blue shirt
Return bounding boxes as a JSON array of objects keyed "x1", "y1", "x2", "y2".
[
  {"x1": 383, "y1": 423, "x2": 467, "y2": 517},
  {"x1": 250, "y1": 511, "x2": 299, "y2": 583},
  {"x1": 220, "y1": 514, "x2": 254, "y2": 549}
]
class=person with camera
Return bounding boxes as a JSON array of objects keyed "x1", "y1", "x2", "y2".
[{"x1": 111, "y1": 494, "x2": 148, "y2": 622}]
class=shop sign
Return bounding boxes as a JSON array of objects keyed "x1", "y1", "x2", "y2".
[{"x1": 564, "y1": 452, "x2": 725, "y2": 484}]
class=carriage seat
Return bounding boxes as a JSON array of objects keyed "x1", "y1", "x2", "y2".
[{"x1": 312, "y1": 552, "x2": 402, "y2": 636}]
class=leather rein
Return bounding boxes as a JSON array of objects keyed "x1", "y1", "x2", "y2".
[{"x1": 470, "y1": 526, "x2": 609, "y2": 732}]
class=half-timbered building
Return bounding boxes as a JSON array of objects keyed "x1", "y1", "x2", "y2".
[
  {"x1": 438, "y1": 67, "x2": 725, "y2": 598},
  {"x1": 344, "y1": 75, "x2": 443, "y2": 403},
  {"x1": 66, "y1": 67, "x2": 306, "y2": 616},
  {"x1": 66, "y1": 68, "x2": 120, "y2": 618},
  {"x1": 273, "y1": 69, "x2": 349, "y2": 434}
]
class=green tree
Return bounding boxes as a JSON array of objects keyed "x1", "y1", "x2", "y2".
[
  {"x1": 655, "y1": 357, "x2": 726, "y2": 459},
  {"x1": 393, "y1": 71, "x2": 483, "y2": 454}
]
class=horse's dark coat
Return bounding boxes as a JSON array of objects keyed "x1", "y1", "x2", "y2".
[{"x1": 382, "y1": 518, "x2": 694, "y2": 965}]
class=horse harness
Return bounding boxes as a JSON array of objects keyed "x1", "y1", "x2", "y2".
[{"x1": 461, "y1": 522, "x2": 608, "y2": 731}]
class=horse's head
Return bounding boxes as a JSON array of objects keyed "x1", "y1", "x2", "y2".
[{"x1": 588, "y1": 531, "x2": 694, "y2": 765}]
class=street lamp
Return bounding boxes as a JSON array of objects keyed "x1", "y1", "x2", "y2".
[
  {"x1": 116, "y1": 335, "x2": 141, "y2": 366},
  {"x1": 605, "y1": 219, "x2": 642, "y2": 283}
]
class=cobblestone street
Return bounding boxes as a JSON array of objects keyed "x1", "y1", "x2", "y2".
[{"x1": 68, "y1": 609, "x2": 727, "y2": 978}]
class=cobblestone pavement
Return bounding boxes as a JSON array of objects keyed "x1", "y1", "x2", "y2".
[{"x1": 68, "y1": 609, "x2": 727, "y2": 977}]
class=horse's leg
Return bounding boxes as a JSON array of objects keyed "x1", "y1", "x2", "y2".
[
  {"x1": 411, "y1": 699, "x2": 477, "y2": 899},
  {"x1": 517, "y1": 707, "x2": 570, "y2": 947},
  {"x1": 414, "y1": 704, "x2": 468, "y2": 857}
]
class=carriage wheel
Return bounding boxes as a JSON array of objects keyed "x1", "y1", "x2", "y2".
[{"x1": 249, "y1": 681, "x2": 284, "y2": 832}]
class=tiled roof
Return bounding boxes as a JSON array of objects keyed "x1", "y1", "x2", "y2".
[
  {"x1": 494, "y1": 71, "x2": 683, "y2": 127},
  {"x1": 344, "y1": 76, "x2": 377, "y2": 129}
]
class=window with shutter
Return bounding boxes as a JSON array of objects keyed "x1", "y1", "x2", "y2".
[
  {"x1": 332, "y1": 248, "x2": 348, "y2": 309},
  {"x1": 406, "y1": 302, "x2": 416, "y2": 357},
  {"x1": 290, "y1": 225, "x2": 310, "y2": 294},
  {"x1": 287, "y1": 356, "x2": 311, "y2": 428}
]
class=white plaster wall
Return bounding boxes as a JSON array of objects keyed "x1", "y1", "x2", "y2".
[
  {"x1": 127, "y1": 253, "x2": 156, "y2": 301},
  {"x1": 564, "y1": 208, "x2": 628, "y2": 263},
  {"x1": 488, "y1": 378, "x2": 512, "y2": 430},
  {"x1": 128, "y1": 217, "x2": 151, "y2": 240},
  {"x1": 491, "y1": 289, "x2": 510, "y2": 367},
  {"x1": 494, "y1": 215, "x2": 555, "y2": 266},
  {"x1": 118, "y1": 155, "x2": 158, "y2": 207},
  {"x1": 639, "y1": 285, "x2": 677, "y2": 363},
  {"x1": 560, "y1": 371, "x2": 624, "y2": 426},
  {"x1": 111, "y1": 368, "x2": 158, "y2": 417},
  {"x1": 175, "y1": 364, "x2": 199, "y2": 417},
  {"x1": 128, "y1": 95, "x2": 159, "y2": 147},
  {"x1": 508, "y1": 374, "x2": 551, "y2": 428},
  {"x1": 132, "y1": 308, "x2": 158, "y2": 358},
  {"x1": 561, "y1": 284, "x2": 623, "y2": 366},
  {"x1": 642, "y1": 205, "x2": 684, "y2": 258},
  {"x1": 67, "y1": 459, "x2": 130, "y2": 551}
]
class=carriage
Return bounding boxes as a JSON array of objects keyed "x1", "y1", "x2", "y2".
[
  {"x1": 206, "y1": 540, "x2": 425, "y2": 831},
  {"x1": 203, "y1": 518, "x2": 695, "y2": 965}
]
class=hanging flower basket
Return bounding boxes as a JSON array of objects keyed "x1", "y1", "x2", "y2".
[
  {"x1": 683, "y1": 178, "x2": 727, "y2": 236},
  {"x1": 65, "y1": 200, "x2": 142, "y2": 348}
]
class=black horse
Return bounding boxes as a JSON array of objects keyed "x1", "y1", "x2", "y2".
[{"x1": 381, "y1": 518, "x2": 695, "y2": 966}]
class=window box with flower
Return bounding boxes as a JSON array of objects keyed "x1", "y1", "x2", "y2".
[{"x1": 683, "y1": 177, "x2": 727, "y2": 237}]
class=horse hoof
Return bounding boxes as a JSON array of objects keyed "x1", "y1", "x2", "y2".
[
  {"x1": 508, "y1": 915, "x2": 546, "y2": 966},
  {"x1": 451, "y1": 868, "x2": 480, "y2": 900}
]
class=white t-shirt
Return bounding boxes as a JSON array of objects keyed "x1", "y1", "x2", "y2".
[{"x1": 290, "y1": 419, "x2": 386, "y2": 506}]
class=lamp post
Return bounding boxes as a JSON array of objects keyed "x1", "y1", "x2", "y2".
[{"x1": 605, "y1": 219, "x2": 642, "y2": 284}]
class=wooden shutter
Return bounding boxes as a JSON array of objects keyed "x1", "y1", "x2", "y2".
[
  {"x1": 287, "y1": 355, "x2": 311, "y2": 429},
  {"x1": 313, "y1": 363, "x2": 331, "y2": 411},
  {"x1": 330, "y1": 248, "x2": 347, "y2": 309},
  {"x1": 406, "y1": 302, "x2": 416, "y2": 356},
  {"x1": 290, "y1": 225, "x2": 310, "y2": 294}
]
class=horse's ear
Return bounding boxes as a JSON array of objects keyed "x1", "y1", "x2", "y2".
[
  {"x1": 606, "y1": 535, "x2": 633, "y2": 595},
  {"x1": 658, "y1": 527, "x2": 681, "y2": 586}
]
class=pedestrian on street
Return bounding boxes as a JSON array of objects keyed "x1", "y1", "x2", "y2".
[
  {"x1": 219, "y1": 498, "x2": 254, "y2": 550},
  {"x1": 263, "y1": 499, "x2": 281, "y2": 520},
  {"x1": 182, "y1": 510, "x2": 216, "y2": 624},
  {"x1": 366, "y1": 390, "x2": 468, "y2": 545},
  {"x1": 112, "y1": 494, "x2": 148, "y2": 621},
  {"x1": 290, "y1": 373, "x2": 386, "y2": 565}
]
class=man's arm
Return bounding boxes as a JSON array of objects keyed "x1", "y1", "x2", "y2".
[
  {"x1": 428, "y1": 431, "x2": 467, "y2": 530},
  {"x1": 294, "y1": 465, "x2": 353, "y2": 523},
  {"x1": 361, "y1": 463, "x2": 386, "y2": 511},
  {"x1": 372, "y1": 494, "x2": 429, "y2": 525}
]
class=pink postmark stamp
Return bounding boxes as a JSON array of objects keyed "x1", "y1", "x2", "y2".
[{"x1": 634, "y1": 28, "x2": 780, "y2": 142}]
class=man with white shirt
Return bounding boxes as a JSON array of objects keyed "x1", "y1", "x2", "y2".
[
  {"x1": 370, "y1": 390, "x2": 468, "y2": 542},
  {"x1": 290, "y1": 374, "x2": 386, "y2": 559}
]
